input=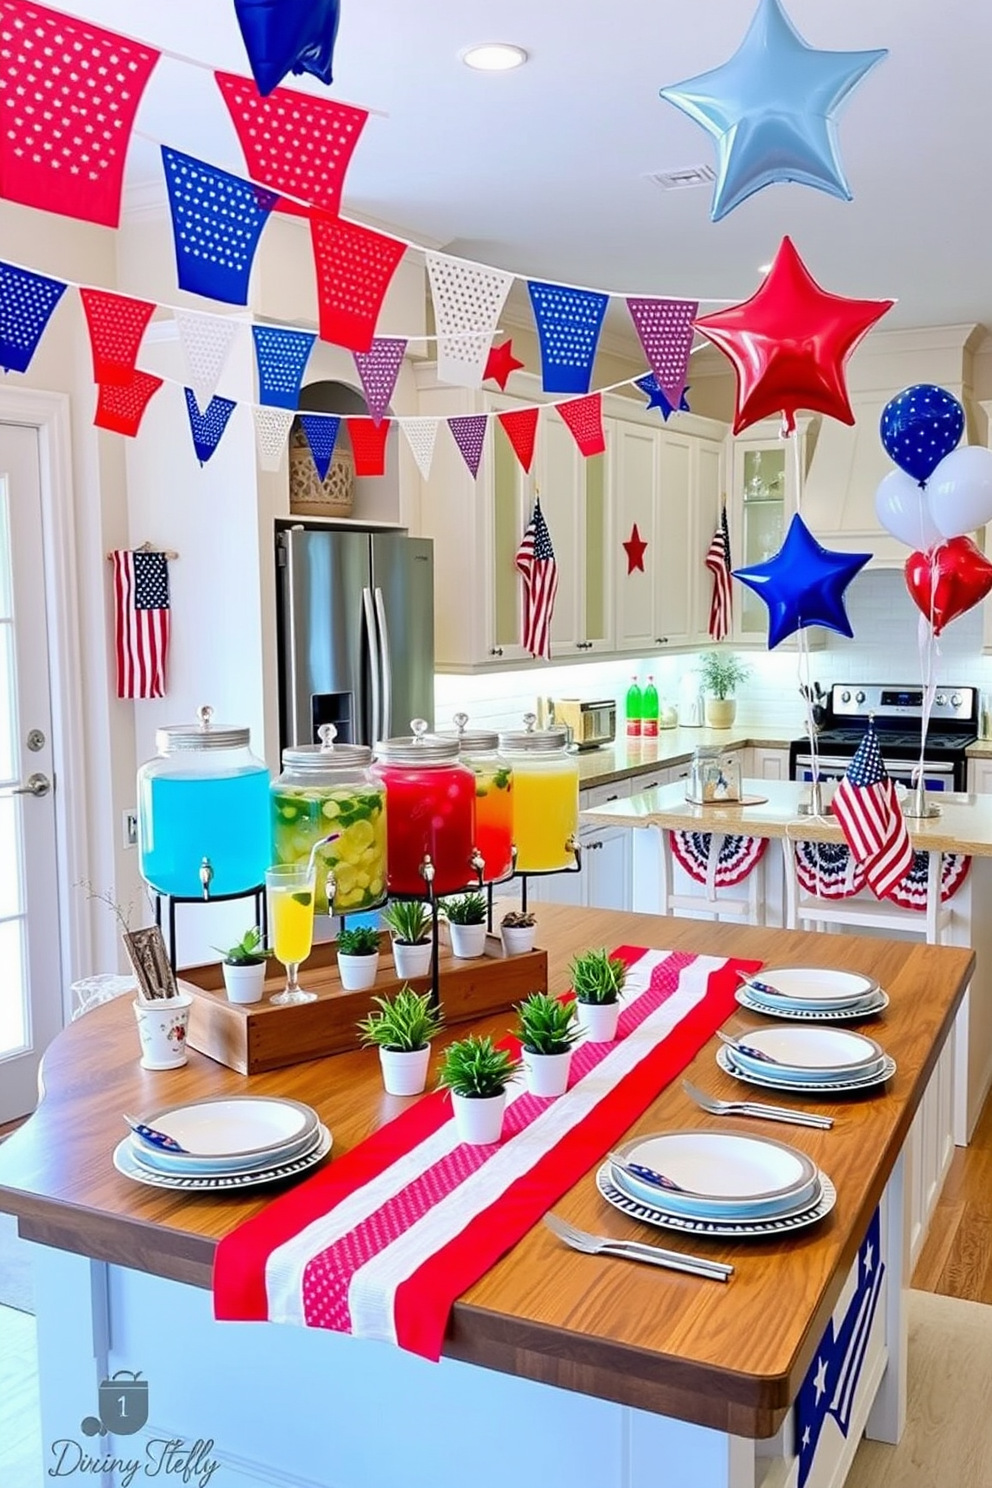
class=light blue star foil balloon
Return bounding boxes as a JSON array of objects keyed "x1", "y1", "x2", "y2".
[
  {"x1": 733, "y1": 513, "x2": 871, "y2": 648},
  {"x1": 659, "y1": 0, "x2": 887, "y2": 222}
]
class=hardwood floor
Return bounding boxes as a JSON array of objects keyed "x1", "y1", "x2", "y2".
[{"x1": 913, "y1": 1085, "x2": 992, "y2": 1303}]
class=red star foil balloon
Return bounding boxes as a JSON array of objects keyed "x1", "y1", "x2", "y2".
[
  {"x1": 694, "y1": 237, "x2": 893, "y2": 436},
  {"x1": 484, "y1": 340, "x2": 525, "y2": 390},
  {"x1": 623, "y1": 523, "x2": 648, "y2": 574}
]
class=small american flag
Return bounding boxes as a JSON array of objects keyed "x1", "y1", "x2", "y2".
[
  {"x1": 705, "y1": 505, "x2": 733, "y2": 641},
  {"x1": 111, "y1": 549, "x2": 171, "y2": 699},
  {"x1": 515, "y1": 499, "x2": 558, "y2": 660},
  {"x1": 831, "y1": 720, "x2": 913, "y2": 901}
]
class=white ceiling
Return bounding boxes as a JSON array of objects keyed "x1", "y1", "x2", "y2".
[{"x1": 50, "y1": 1, "x2": 992, "y2": 334}]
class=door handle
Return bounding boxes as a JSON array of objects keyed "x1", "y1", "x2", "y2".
[
  {"x1": 12, "y1": 772, "x2": 51, "y2": 797},
  {"x1": 374, "y1": 588, "x2": 392, "y2": 741},
  {"x1": 362, "y1": 587, "x2": 381, "y2": 746}
]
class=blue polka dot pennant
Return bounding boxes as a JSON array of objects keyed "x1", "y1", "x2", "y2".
[
  {"x1": 299, "y1": 414, "x2": 341, "y2": 481},
  {"x1": 161, "y1": 147, "x2": 278, "y2": 306},
  {"x1": 0, "y1": 261, "x2": 67, "y2": 374},
  {"x1": 183, "y1": 389, "x2": 237, "y2": 465},
  {"x1": 252, "y1": 326, "x2": 316, "y2": 409},
  {"x1": 527, "y1": 281, "x2": 608, "y2": 395}
]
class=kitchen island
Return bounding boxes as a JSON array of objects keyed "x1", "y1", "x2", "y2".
[{"x1": 0, "y1": 905, "x2": 973, "y2": 1488}]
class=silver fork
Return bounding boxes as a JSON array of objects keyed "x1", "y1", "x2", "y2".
[
  {"x1": 682, "y1": 1078, "x2": 834, "y2": 1129},
  {"x1": 543, "y1": 1212, "x2": 733, "y2": 1282}
]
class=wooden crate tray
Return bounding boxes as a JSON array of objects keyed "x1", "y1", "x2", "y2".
[{"x1": 182, "y1": 934, "x2": 548, "y2": 1075}]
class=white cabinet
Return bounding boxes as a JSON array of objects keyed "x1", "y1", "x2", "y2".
[
  {"x1": 582, "y1": 825, "x2": 632, "y2": 911},
  {"x1": 746, "y1": 746, "x2": 789, "y2": 781},
  {"x1": 967, "y1": 758, "x2": 992, "y2": 794}
]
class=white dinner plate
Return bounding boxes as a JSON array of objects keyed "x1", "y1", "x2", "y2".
[
  {"x1": 596, "y1": 1163, "x2": 836, "y2": 1238},
  {"x1": 727, "y1": 1026, "x2": 884, "y2": 1082},
  {"x1": 739, "y1": 968, "x2": 879, "y2": 1010},
  {"x1": 736, "y1": 987, "x2": 890, "y2": 1023},
  {"x1": 609, "y1": 1130, "x2": 818, "y2": 1219},
  {"x1": 135, "y1": 1097, "x2": 318, "y2": 1161},
  {"x1": 129, "y1": 1122, "x2": 323, "y2": 1177},
  {"x1": 717, "y1": 1045, "x2": 896, "y2": 1095},
  {"x1": 113, "y1": 1125, "x2": 332, "y2": 1190}
]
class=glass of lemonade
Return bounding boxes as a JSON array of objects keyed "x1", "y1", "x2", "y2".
[{"x1": 265, "y1": 863, "x2": 317, "y2": 1005}]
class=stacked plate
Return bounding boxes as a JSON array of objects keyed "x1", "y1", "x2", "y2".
[
  {"x1": 717, "y1": 1024, "x2": 895, "y2": 1096},
  {"x1": 598, "y1": 1130, "x2": 835, "y2": 1238},
  {"x1": 736, "y1": 967, "x2": 889, "y2": 1022},
  {"x1": 113, "y1": 1096, "x2": 332, "y2": 1191}
]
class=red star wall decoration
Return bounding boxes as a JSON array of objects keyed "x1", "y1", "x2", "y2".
[
  {"x1": 484, "y1": 339, "x2": 525, "y2": 390},
  {"x1": 623, "y1": 523, "x2": 648, "y2": 574}
]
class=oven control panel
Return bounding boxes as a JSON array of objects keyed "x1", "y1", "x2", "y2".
[{"x1": 830, "y1": 684, "x2": 976, "y2": 724}]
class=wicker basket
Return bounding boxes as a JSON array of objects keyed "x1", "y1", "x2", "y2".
[{"x1": 289, "y1": 427, "x2": 355, "y2": 519}]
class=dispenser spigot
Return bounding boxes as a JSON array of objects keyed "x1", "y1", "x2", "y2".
[
  {"x1": 470, "y1": 847, "x2": 485, "y2": 885},
  {"x1": 419, "y1": 855, "x2": 435, "y2": 885},
  {"x1": 565, "y1": 835, "x2": 582, "y2": 871},
  {"x1": 199, "y1": 856, "x2": 214, "y2": 900}
]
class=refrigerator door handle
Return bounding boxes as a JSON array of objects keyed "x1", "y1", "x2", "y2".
[
  {"x1": 363, "y1": 586, "x2": 382, "y2": 745},
  {"x1": 374, "y1": 587, "x2": 393, "y2": 740}
]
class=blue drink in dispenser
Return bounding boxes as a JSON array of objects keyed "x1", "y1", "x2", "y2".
[{"x1": 137, "y1": 705, "x2": 271, "y2": 898}]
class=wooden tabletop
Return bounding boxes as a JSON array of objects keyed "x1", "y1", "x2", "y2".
[
  {"x1": 0, "y1": 906, "x2": 973, "y2": 1438},
  {"x1": 582, "y1": 777, "x2": 992, "y2": 856}
]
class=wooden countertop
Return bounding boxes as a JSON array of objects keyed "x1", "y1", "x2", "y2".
[
  {"x1": 0, "y1": 906, "x2": 973, "y2": 1438},
  {"x1": 582, "y1": 777, "x2": 992, "y2": 856}
]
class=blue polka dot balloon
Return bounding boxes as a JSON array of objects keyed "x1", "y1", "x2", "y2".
[{"x1": 880, "y1": 384, "x2": 964, "y2": 485}]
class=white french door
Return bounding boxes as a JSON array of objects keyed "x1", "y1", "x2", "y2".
[{"x1": 0, "y1": 423, "x2": 63, "y2": 1122}]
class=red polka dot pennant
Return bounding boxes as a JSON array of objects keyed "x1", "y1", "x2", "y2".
[
  {"x1": 558, "y1": 393, "x2": 606, "y2": 457},
  {"x1": 346, "y1": 416, "x2": 390, "y2": 477},
  {"x1": 497, "y1": 406, "x2": 539, "y2": 474},
  {"x1": 625, "y1": 298, "x2": 697, "y2": 407},
  {"x1": 310, "y1": 213, "x2": 406, "y2": 353},
  {"x1": 94, "y1": 369, "x2": 163, "y2": 437},
  {"x1": 79, "y1": 288, "x2": 156, "y2": 385},
  {"x1": 353, "y1": 337, "x2": 407, "y2": 427},
  {"x1": 0, "y1": 0, "x2": 159, "y2": 227}
]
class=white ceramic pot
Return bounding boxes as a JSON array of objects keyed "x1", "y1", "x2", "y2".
[
  {"x1": 379, "y1": 1044, "x2": 431, "y2": 1096},
  {"x1": 705, "y1": 698, "x2": 736, "y2": 729},
  {"x1": 132, "y1": 991, "x2": 193, "y2": 1070},
  {"x1": 451, "y1": 1089, "x2": 507, "y2": 1144},
  {"x1": 523, "y1": 1048, "x2": 572, "y2": 1097},
  {"x1": 337, "y1": 950, "x2": 380, "y2": 991},
  {"x1": 449, "y1": 922, "x2": 487, "y2": 959},
  {"x1": 576, "y1": 1000, "x2": 621, "y2": 1043},
  {"x1": 501, "y1": 925, "x2": 536, "y2": 956},
  {"x1": 221, "y1": 962, "x2": 266, "y2": 1004},
  {"x1": 392, "y1": 940, "x2": 433, "y2": 979}
]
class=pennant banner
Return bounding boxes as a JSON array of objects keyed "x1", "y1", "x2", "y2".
[
  {"x1": 0, "y1": 261, "x2": 67, "y2": 373},
  {"x1": 400, "y1": 417, "x2": 439, "y2": 480},
  {"x1": 162, "y1": 147, "x2": 278, "y2": 306},
  {"x1": 299, "y1": 413, "x2": 340, "y2": 482},
  {"x1": 310, "y1": 213, "x2": 406, "y2": 353},
  {"x1": 253, "y1": 405, "x2": 294, "y2": 471},
  {"x1": 175, "y1": 311, "x2": 241, "y2": 409},
  {"x1": 233, "y1": 0, "x2": 340, "y2": 96},
  {"x1": 346, "y1": 417, "x2": 390, "y2": 477},
  {"x1": 497, "y1": 406, "x2": 539, "y2": 474},
  {"x1": 626, "y1": 297, "x2": 697, "y2": 405},
  {"x1": 94, "y1": 370, "x2": 163, "y2": 438},
  {"x1": 635, "y1": 371, "x2": 690, "y2": 421},
  {"x1": 425, "y1": 254, "x2": 513, "y2": 389},
  {"x1": 527, "y1": 281, "x2": 608, "y2": 395},
  {"x1": 353, "y1": 337, "x2": 406, "y2": 426},
  {"x1": 216, "y1": 71, "x2": 366, "y2": 217},
  {"x1": 80, "y1": 289, "x2": 156, "y2": 385},
  {"x1": 558, "y1": 393, "x2": 606, "y2": 457},
  {"x1": 0, "y1": 0, "x2": 159, "y2": 228},
  {"x1": 252, "y1": 326, "x2": 315, "y2": 408},
  {"x1": 184, "y1": 389, "x2": 237, "y2": 465},
  {"x1": 448, "y1": 414, "x2": 487, "y2": 480}
]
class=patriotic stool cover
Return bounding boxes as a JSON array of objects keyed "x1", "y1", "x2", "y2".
[
  {"x1": 795, "y1": 840, "x2": 970, "y2": 908},
  {"x1": 213, "y1": 944, "x2": 762, "y2": 1360},
  {"x1": 671, "y1": 831, "x2": 768, "y2": 890}
]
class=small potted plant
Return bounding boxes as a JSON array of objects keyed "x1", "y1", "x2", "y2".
[
  {"x1": 436, "y1": 1033, "x2": 522, "y2": 1144},
  {"x1": 501, "y1": 909, "x2": 536, "y2": 956},
  {"x1": 443, "y1": 893, "x2": 488, "y2": 959},
  {"x1": 381, "y1": 899, "x2": 433, "y2": 979},
  {"x1": 214, "y1": 926, "x2": 269, "y2": 1004},
  {"x1": 570, "y1": 949, "x2": 627, "y2": 1043},
  {"x1": 336, "y1": 924, "x2": 381, "y2": 991},
  {"x1": 698, "y1": 650, "x2": 751, "y2": 729},
  {"x1": 516, "y1": 991, "x2": 581, "y2": 1097},
  {"x1": 357, "y1": 985, "x2": 444, "y2": 1095}
]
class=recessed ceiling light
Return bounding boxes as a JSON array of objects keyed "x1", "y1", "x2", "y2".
[
  {"x1": 461, "y1": 42, "x2": 529, "y2": 72},
  {"x1": 758, "y1": 262, "x2": 773, "y2": 274}
]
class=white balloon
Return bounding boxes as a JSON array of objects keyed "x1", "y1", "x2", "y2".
[
  {"x1": 874, "y1": 469, "x2": 943, "y2": 550},
  {"x1": 927, "y1": 445, "x2": 992, "y2": 539}
]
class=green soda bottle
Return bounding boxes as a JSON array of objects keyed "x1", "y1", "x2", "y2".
[
  {"x1": 625, "y1": 676, "x2": 642, "y2": 738},
  {"x1": 642, "y1": 676, "x2": 659, "y2": 738}
]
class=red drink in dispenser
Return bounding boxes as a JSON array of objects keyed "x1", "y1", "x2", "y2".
[
  {"x1": 373, "y1": 723, "x2": 479, "y2": 896},
  {"x1": 440, "y1": 715, "x2": 514, "y2": 883}
]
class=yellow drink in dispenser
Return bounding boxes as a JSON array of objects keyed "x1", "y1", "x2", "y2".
[{"x1": 498, "y1": 718, "x2": 579, "y2": 874}]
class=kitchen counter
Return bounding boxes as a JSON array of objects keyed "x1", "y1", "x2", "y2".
[
  {"x1": 0, "y1": 905, "x2": 973, "y2": 1488},
  {"x1": 575, "y1": 727, "x2": 792, "y2": 789}
]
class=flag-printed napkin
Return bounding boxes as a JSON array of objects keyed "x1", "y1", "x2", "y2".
[{"x1": 214, "y1": 945, "x2": 760, "y2": 1360}]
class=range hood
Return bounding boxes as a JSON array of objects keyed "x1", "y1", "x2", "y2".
[{"x1": 800, "y1": 324, "x2": 986, "y2": 567}]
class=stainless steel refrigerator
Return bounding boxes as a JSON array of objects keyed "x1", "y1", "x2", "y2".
[{"x1": 276, "y1": 526, "x2": 435, "y2": 749}]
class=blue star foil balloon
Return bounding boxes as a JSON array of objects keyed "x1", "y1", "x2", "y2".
[
  {"x1": 733, "y1": 513, "x2": 871, "y2": 648},
  {"x1": 879, "y1": 384, "x2": 964, "y2": 486},
  {"x1": 233, "y1": 0, "x2": 341, "y2": 96},
  {"x1": 634, "y1": 372, "x2": 691, "y2": 421},
  {"x1": 659, "y1": 0, "x2": 887, "y2": 222}
]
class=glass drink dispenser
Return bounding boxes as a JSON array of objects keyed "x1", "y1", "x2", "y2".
[
  {"x1": 137, "y1": 705, "x2": 270, "y2": 899},
  {"x1": 442, "y1": 713, "x2": 514, "y2": 883},
  {"x1": 372, "y1": 721, "x2": 480, "y2": 896},
  {"x1": 498, "y1": 714, "x2": 579, "y2": 874}
]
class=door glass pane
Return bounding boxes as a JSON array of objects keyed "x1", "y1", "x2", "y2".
[
  {"x1": 584, "y1": 453, "x2": 606, "y2": 641},
  {"x1": 493, "y1": 424, "x2": 522, "y2": 648},
  {"x1": 741, "y1": 448, "x2": 785, "y2": 635},
  {"x1": 0, "y1": 476, "x2": 10, "y2": 618},
  {"x1": 0, "y1": 917, "x2": 27, "y2": 1056},
  {"x1": 0, "y1": 624, "x2": 16, "y2": 783},
  {"x1": 0, "y1": 797, "x2": 22, "y2": 918}
]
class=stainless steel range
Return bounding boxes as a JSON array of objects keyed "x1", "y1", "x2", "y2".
[{"x1": 789, "y1": 684, "x2": 978, "y2": 793}]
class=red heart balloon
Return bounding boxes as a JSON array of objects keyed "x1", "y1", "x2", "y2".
[{"x1": 904, "y1": 535, "x2": 992, "y2": 634}]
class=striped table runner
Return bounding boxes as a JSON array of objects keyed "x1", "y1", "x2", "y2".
[{"x1": 214, "y1": 944, "x2": 760, "y2": 1360}]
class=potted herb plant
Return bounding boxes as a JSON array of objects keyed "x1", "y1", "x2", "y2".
[
  {"x1": 381, "y1": 899, "x2": 433, "y2": 979},
  {"x1": 357, "y1": 985, "x2": 444, "y2": 1095},
  {"x1": 516, "y1": 991, "x2": 580, "y2": 1097},
  {"x1": 443, "y1": 893, "x2": 488, "y2": 959},
  {"x1": 214, "y1": 926, "x2": 269, "y2": 1004},
  {"x1": 570, "y1": 949, "x2": 627, "y2": 1043},
  {"x1": 336, "y1": 925, "x2": 381, "y2": 991},
  {"x1": 501, "y1": 909, "x2": 536, "y2": 956},
  {"x1": 698, "y1": 650, "x2": 751, "y2": 729},
  {"x1": 436, "y1": 1034, "x2": 522, "y2": 1144}
]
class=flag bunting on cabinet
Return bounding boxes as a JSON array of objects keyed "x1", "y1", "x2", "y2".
[
  {"x1": 705, "y1": 505, "x2": 734, "y2": 641},
  {"x1": 515, "y1": 497, "x2": 559, "y2": 661}
]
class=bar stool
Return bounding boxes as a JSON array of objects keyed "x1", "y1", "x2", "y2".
[
  {"x1": 782, "y1": 838, "x2": 951, "y2": 945},
  {"x1": 658, "y1": 828, "x2": 767, "y2": 925}
]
